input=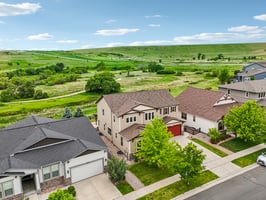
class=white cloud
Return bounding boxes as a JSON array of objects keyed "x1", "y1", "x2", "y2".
[
  {"x1": 254, "y1": 14, "x2": 266, "y2": 21},
  {"x1": 56, "y1": 40, "x2": 78, "y2": 44},
  {"x1": 95, "y1": 28, "x2": 139, "y2": 36},
  {"x1": 0, "y1": 2, "x2": 41, "y2": 16},
  {"x1": 144, "y1": 14, "x2": 161, "y2": 19},
  {"x1": 105, "y1": 42, "x2": 123, "y2": 47},
  {"x1": 80, "y1": 44, "x2": 93, "y2": 49},
  {"x1": 27, "y1": 33, "x2": 53, "y2": 40},
  {"x1": 130, "y1": 40, "x2": 172, "y2": 46},
  {"x1": 148, "y1": 24, "x2": 160, "y2": 27},
  {"x1": 105, "y1": 19, "x2": 117, "y2": 24},
  {"x1": 228, "y1": 25, "x2": 263, "y2": 33},
  {"x1": 173, "y1": 32, "x2": 266, "y2": 44}
]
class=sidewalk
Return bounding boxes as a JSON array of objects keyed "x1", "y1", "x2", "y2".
[{"x1": 117, "y1": 134, "x2": 265, "y2": 200}]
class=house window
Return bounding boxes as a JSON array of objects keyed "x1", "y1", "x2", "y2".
[
  {"x1": 121, "y1": 137, "x2": 123, "y2": 146},
  {"x1": 171, "y1": 106, "x2": 176, "y2": 112},
  {"x1": 134, "y1": 116, "x2": 136, "y2": 122},
  {"x1": 102, "y1": 109, "x2": 104, "y2": 115},
  {"x1": 108, "y1": 128, "x2": 112, "y2": 135},
  {"x1": 115, "y1": 133, "x2": 117, "y2": 138},
  {"x1": 145, "y1": 113, "x2": 148, "y2": 120},
  {"x1": 145, "y1": 112, "x2": 155, "y2": 120},
  {"x1": 113, "y1": 116, "x2": 115, "y2": 122},
  {"x1": 152, "y1": 112, "x2": 154, "y2": 119},
  {"x1": 245, "y1": 92, "x2": 249, "y2": 97},
  {"x1": 126, "y1": 118, "x2": 129, "y2": 123},
  {"x1": 42, "y1": 163, "x2": 60, "y2": 181},
  {"x1": 193, "y1": 115, "x2": 196, "y2": 122},
  {"x1": 181, "y1": 112, "x2": 187, "y2": 120},
  {"x1": 227, "y1": 89, "x2": 231, "y2": 94},
  {"x1": 259, "y1": 92, "x2": 265, "y2": 98},
  {"x1": 163, "y1": 107, "x2": 169, "y2": 115},
  {"x1": 0, "y1": 181, "x2": 14, "y2": 198}
]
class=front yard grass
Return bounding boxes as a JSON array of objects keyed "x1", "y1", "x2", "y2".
[
  {"x1": 138, "y1": 170, "x2": 218, "y2": 200},
  {"x1": 116, "y1": 181, "x2": 134, "y2": 195},
  {"x1": 219, "y1": 138, "x2": 260, "y2": 152},
  {"x1": 128, "y1": 162, "x2": 175, "y2": 186},
  {"x1": 191, "y1": 138, "x2": 228, "y2": 157},
  {"x1": 232, "y1": 148, "x2": 266, "y2": 167}
]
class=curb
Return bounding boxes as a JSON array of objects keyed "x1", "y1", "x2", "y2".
[{"x1": 172, "y1": 164, "x2": 259, "y2": 200}]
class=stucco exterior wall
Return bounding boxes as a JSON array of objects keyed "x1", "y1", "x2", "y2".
[{"x1": 178, "y1": 112, "x2": 217, "y2": 134}]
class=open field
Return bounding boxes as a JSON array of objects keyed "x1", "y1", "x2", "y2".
[{"x1": 0, "y1": 43, "x2": 266, "y2": 127}]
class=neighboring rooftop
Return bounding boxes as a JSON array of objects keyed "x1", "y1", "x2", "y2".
[
  {"x1": 0, "y1": 116, "x2": 106, "y2": 175},
  {"x1": 175, "y1": 87, "x2": 240, "y2": 121},
  {"x1": 219, "y1": 80, "x2": 266, "y2": 93},
  {"x1": 98, "y1": 89, "x2": 177, "y2": 116},
  {"x1": 237, "y1": 68, "x2": 266, "y2": 76}
]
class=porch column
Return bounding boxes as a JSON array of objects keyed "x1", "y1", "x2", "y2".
[{"x1": 34, "y1": 172, "x2": 41, "y2": 193}]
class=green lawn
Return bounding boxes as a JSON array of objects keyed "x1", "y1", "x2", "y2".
[
  {"x1": 191, "y1": 138, "x2": 228, "y2": 157},
  {"x1": 232, "y1": 148, "x2": 266, "y2": 167},
  {"x1": 128, "y1": 162, "x2": 175, "y2": 186},
  {"x1": 116, "y1": 181, "x2": 134, "y2": 195},
  {"x1": 138, "y1": 170, "x2": 218, "y2": 200},
  {"x1": 219, "y1": 138, "x2": 260, "y2": 152}
]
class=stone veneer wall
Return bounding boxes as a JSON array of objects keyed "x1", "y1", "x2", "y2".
[
  {"x1": 2, "y1": 193, "x2": 23, "y2": 200},
  {"x1": 40, "y1": 176, "x2": 71, "y2": 194}
]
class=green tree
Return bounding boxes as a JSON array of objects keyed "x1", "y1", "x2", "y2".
[
  {"x1": 107, "y1": 156, "x2": 127, "y2": 183},
  {"x1": 136, "y1": 118, "x2": 175, "y2": 167},
  {"x1": 218, "y1": 68, "x2": 230, "y2": 84},
  {"x1": 224, "y1": 101, "x2": 266, "y2": 142},
  {"x1": 208, "y1": 128, "x2": 221, "y2": 144},
  {"x1": 176, "y1": 143, "x2": 205, "y2": 185},
  {"x1": 34, "y1": 89, "x2": 49, "y2": 99},
  {"x1": 74, "y1": 107, "x2": 84, "y2": 117},
  {"x1": 147, "y1": 62, "x2": 164, "y2": 72},
  {"x1": 48, "y1": 189, "x2": 75, "y2": 200},
  {"x1": 16, "y1": 81, "x2": 35, "y2": 98},
  {"x1": 62, "y1": 107, "x2": 72, "y2": 119},
  {"x1": 85, "y1": 72, "x2": 120, "y2": 94}
]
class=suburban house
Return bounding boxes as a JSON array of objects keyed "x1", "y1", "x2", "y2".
[
  {"x1": 235, "y1": 62, "x2": 266, "y2": 82},
  {"x1": 175, "y1": 87, "x2": 240, "y2": 134},
  {"x1": 96, "y1": 90, "x2": 183, "y2": 159},
  {"x1": 219, "y1": 79, "x2": 266, "y2": 107},
  {"x1": 0, "y1": 116, "x2": 107, "y2": 200}
]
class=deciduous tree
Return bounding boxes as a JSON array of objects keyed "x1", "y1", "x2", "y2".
[
  {"x1": 175, "y1": 143, "x2": 205, "y2": 185},
  {"x1": 224, "y1": 101, "x2": 266, "y2": 142},
  {"x1": 85, "y1": 72, "x2": 120, "y2": 94}
]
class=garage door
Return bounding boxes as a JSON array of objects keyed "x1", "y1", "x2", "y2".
[
  {"x1": 168, "y1": 124, "x2": 181, "y2": 136},
  {"x1": 71, "y1": 159, "x2": 103, "y2": 183}
]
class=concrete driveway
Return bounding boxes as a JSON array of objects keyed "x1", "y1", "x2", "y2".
[{"x1": 74, "y1": 173, "x2": 122, "y2": 200}]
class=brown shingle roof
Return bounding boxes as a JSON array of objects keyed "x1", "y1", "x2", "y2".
[
  {"x1": 175, "y1": 87, "x2": 240, "y2": 121},
  {"x1": 99, "y1": 89, "x2": 178, "y2": 116},
  {"x1": 120, "y1": 124, "x2": 145, "y2": 141}
]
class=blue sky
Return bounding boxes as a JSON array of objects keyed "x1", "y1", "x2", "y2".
[{"x1": 1, "y1": 0, "x2": 266, "y2": 50}]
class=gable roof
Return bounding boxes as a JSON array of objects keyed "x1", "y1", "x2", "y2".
[
  {"x1": 0, "y1": 116, "x2": 106, "y2": 175},
  {"x1": 98, "y1": 89, "x2": 177, "y2": 116},
  {"x1": 237, "y1": 68, "x2": 266, "y2": 77},
  {"x1": 119, "y1": 123, "x2": 145, "y2": 141},
  {"x1": 175, "y1": 87, "x2": 240, "y2": 121},
  {"x1": 219, "y1": 80, "x2": 266, "y2": 93}
]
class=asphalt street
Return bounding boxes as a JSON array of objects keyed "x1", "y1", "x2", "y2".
[{"x1": 186, "y1": 166, "x2": 266, "y2": 200}]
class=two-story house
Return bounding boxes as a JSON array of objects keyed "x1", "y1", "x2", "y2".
[
  {"x1": 176, "y1": 87, "x2": 240, "y2": 134},
  {"x1": 235, "y1": 62, "x2": 266, "y2": 82},
  {"x1": 219, "y1": 79, "x2": 266, "y2": 107},
  {"x1": 96, "y1": 90, "x2": 183, "y2": 159}
]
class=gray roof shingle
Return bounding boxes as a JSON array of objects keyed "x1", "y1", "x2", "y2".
[
  {"x1": 0, "y1": 116, "x2": 106, "y2": 174},
  {"x1": 219, "y1": 80, "x2": 266, "y2": 93}
]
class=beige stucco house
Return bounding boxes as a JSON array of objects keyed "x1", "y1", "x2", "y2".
[{"x1": 96, "y1": 90, "x2": 183, "y2": 159}]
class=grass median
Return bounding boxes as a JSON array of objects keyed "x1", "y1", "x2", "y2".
[
  {"x1": 191, "y1": 138, "x2": 228, "y2": 157},
  {"x1": 232, "y1": 148, "x2": 266, "y2": 167}
]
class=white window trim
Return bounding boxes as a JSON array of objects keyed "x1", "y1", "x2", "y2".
[
  {"x1": 42, "y1": 163, "x2": 60, "y2": 181},
  {"x1": 0, "y1": 180, "x2": 14, "y2": 199}
]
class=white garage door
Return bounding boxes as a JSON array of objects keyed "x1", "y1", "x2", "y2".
[{"x1": 71, "y1": 159, "x2": 103, "y2": 183}]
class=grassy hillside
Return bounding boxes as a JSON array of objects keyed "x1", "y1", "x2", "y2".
[{"x1": 0, "y1": 43, "x2": 265, "y2": 127}]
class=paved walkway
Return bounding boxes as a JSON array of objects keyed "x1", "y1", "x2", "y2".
[
  {"x1": 125, "y1": 171, "x2": 144, "y2": 190},
  {"x1": 116, "y1": 134, "x2": 266, "y2": 200}
]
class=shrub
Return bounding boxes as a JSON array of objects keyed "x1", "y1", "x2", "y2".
[
  {"x1": 157, "y1": 70, "x2": 175, "y2": 74},
  {"x1": 208, "y1": 128, "x2": 222, "y2": 144},
  {"x1": 176, "y1": 71, "x2": 183, "y2": 76},
  {"x1": 66, "y1": 186, "x2": 76, "y2": 197},
  {"x1": 107, "y1": 156, "x2": 127, "y2": 183}
]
